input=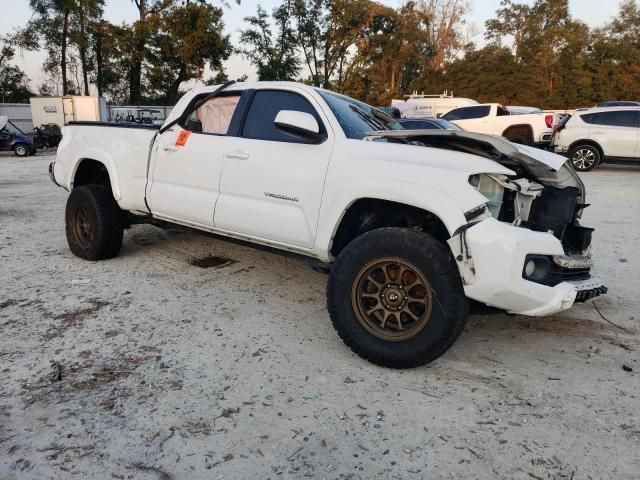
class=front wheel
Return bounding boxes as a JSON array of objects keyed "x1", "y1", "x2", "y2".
[
  {"x1": 327, "y1": 228, "x2": 469, "y2": 368},
  {"x1": 569, "y1": 144, "x2": 600, "y2": 172},
  {"x1": 65, "y1": 185, "x2": 124, "y2": 260},
  {"x1": 14, "y1": 143, "x2": 29, "y2": 157}
]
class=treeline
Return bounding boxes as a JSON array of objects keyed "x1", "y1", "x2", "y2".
[
  {"x1": 1, "y1": 0, "x2": 639, "y2": 108},
  {"x1": 1, "y1": 0, "x2": 233, "y2": 104}
]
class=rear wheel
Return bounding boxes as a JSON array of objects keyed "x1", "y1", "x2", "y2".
[
  {"x1": 327, "y1": 228, "x2": 469, "y2": 368},
  {"x1": 65, "y1": 185, "x2": 123, "y2": 260},
  {"x1": 14, "y1": 143, "x2": 29, "y2": 157},
  {"x1": 569, "y1": 144, "x2": 600, "y2": 172}
]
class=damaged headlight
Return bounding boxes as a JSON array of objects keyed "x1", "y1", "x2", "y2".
[{"x1": 469, "y1": 174, "x2": 505, "y2": 218}]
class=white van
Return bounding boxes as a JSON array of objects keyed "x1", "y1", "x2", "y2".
[{"x1": 391, "y1": 92, "x2": 478, "y2": 119}]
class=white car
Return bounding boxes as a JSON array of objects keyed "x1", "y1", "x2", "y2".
[
  {"x1": 551, "y1": 107, "x2": 640, "y2": 172},
  {"x1": 49, "y1": 81, "x2": 606, "y2": 368},
  {"x1": 442, "y1": 103, "x2": 555, "y2": 147}
]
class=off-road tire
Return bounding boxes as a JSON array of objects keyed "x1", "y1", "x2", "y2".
[
  {"x1": 327, "y1": 228, "x2": 469, "y2": 368},
  {"x1": 65, "y1": 185, "x2": 123, "y2": 260},
  {"x1": 14, "y1": 143, "x2": 29, "y2": 157},
  {"x1": 569, "y1": 144, "x2": 600, "y2": 172}
]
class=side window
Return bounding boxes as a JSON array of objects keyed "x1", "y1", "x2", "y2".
[
  {"x1": 183, "y1": 94, "x2": 241, "y2": 135},
  {"x1": 581, "y1": 113, "x2": 596, "y2": 124},
  {"x1": 443, "y1": 106, "x2": 491, "y2": 121},
  {"x1": 242, "y1": 90, "x2": 322, "y2": 143},
  {"x1": 591, "y1": 110, "x2": 638, "y2": 128},
  {"x1": 402, "y1": 121, "x2": 422, "y2": 129}
]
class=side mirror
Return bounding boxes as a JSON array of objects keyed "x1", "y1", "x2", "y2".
[{"x1": 274, "y1": 110, "x2": 321, "y2": 142}]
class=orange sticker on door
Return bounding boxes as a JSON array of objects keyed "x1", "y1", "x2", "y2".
[{"x1": 175, "y1": 130, "x2": 191, "y2": 147}]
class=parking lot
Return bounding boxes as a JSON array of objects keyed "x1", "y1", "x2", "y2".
[{"x1": 1, "y1": 152, "x2": 638, "y2": 479}]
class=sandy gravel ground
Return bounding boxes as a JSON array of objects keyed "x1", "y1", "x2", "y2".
[{"x1": 1, "y1": 152, "x2": 638, "y2": 480}]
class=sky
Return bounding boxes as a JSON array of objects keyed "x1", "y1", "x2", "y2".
[{"x1": 0, "y1": 0, "x2": 627, "y2": 95}]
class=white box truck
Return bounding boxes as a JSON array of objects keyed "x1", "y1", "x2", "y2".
[{"x1": 30, "y1": 96, "x2": 108, "y2": 129}]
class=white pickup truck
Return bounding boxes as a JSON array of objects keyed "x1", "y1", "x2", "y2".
[
  {"x1": 50, "y1": 81, "x2": 606, "y2": 368},
  {"x1": 441, "y1": 103, "x2": 555, "y2": 147}
]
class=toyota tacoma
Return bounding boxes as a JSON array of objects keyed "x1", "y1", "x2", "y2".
[{"x1": 49, "y1": 81, "x2": 607, "y2": 368}]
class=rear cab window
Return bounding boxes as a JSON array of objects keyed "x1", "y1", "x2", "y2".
[
  {"x1": 442, "y1": 106, "x2": 491, "y2": 121},
  {"x1": 181, "y1": 93, "x2": 243, "y2": 135}
]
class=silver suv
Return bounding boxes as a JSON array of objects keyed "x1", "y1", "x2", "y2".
[{"x1": 551, "y1": 107, "x2": 640, "y2": 171}]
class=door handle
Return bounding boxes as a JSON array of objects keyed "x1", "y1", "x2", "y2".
[
  {"x1": 163, "y1": 146, "x2": 179, "y2": 152},
  {"x1": 225, "y1": 150, "x2": 249, "y2": 160}
]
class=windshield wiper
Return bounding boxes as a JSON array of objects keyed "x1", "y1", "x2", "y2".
[{"x1": 349, "y1": 104, "x2": 387, "y2": 131}]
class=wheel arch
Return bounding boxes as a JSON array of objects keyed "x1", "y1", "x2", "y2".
[
  {"x1": 328, "y1": 197, "x2": 455, "y2": 259},
  {"x1": 568, "y1": 139, "x2": 604, "y2": 159},
  {"x1": 501, "y1": 124, "x2": 534, "y2": 143},
  {"x1": 70, "y1": 154, "x2": 121, "y2": 201}
]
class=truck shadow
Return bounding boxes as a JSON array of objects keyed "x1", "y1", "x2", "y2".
[
  {"x1": 463, "y1": 303, "x2": 636, "y2": 350},
  {"x1": 118, "y1": 224, "x2": 637, "y2": 361}
]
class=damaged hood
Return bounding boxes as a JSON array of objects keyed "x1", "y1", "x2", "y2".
[
  {"x1": 365, "y1": 129, "x2": 585, "y2": 201},
  {"x1": 366, "y1": 129, "x2": 565, "y2": 170}
]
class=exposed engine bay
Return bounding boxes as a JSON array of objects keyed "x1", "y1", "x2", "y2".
[
  {"x1": 365, "y1": 129, "x2": 602, "y2": 294},
  {"x1": 365, "y1": 129, "x2": 593, "y2": 256}
]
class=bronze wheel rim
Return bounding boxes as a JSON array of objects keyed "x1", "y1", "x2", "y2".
[
  {"x1": 73, "y1": 205, "x2": 94, "y2": 249},
  {"x1": 351, "y1": 258, "x2": 433, "y2": 342}
]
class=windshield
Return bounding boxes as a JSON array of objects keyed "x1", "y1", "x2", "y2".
[{"x1": 317, "y1": 90, "x2": 404, "y2": 139}]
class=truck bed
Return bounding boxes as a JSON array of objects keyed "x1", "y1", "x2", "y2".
[{"x1": 53, "y1": 122, "x2": 159, "y2": 213}]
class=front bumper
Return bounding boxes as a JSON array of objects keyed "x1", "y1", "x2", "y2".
[{"x1": 448, "y1": 218, "x2": 607, "y2": 316}]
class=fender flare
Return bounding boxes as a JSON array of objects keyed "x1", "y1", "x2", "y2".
[
  {"x1": 315, "y1": 179, "x2": 469, "y2": 260},
  {"x1": 68, "y1": 149, "x2": 122, "y2": 201},
  {"x1": 501, "y1": 124, "x2": 534, "y2": 142},
  {"x1": 567, "y1": 139, "x2": 604, "y2": 158}
]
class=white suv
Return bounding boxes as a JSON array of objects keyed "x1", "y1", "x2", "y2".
[{"x1": 552, "y1": 107, "x2": 640, "y2": 171}]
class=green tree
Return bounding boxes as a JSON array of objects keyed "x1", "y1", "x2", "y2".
[
  {"x1": 484, "y1": 0, "x2": 591, "y2": 108},
  {"x1": 70, "y1": 0, "x2": 104, "y2": 95},
  {"x1": 29, "y1": 0, "x2": 105, "y2": 96},
  {"x1": 589, "y1": 0, "x2": 640, "y2": 102},
  {"x1": 90, "y1": 20, "x2": 135, "y2": 102},
  {"x1": 29, "y1": 0, "x2": 76, "y2": 95},
  {"x1": 145, "y1": 1, "x2": 232, "y2": 103},
  {"x1": 289, "y1": 0, "x2": 375, "y2": 88},
  {"x1": 239, "y1": 3, "x2": 300, "y2": 81},
  {"x1": 339, "y1": 1, "x2": 438, "y2": 105},
  {"x1": 0, "y1": 30, "x2": 38, "y2": 102},
  {"x1": 442, "y1": 45, "x2": 533, "y2": 105},
  {"x1": 0, "y1": 66, "x2": 33, "y2": 103}
]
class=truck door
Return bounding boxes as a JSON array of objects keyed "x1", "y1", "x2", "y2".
[
  {"x1": 147, "y1": 92, "x2": 245, "y2": 227},
  {"x1": 213, "y1": 89, "x2": 334, "y2": 249}
]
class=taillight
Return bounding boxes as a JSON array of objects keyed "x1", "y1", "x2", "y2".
[{"x1": 545, "y1": 115, "x2": 554, "y2": 128}]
